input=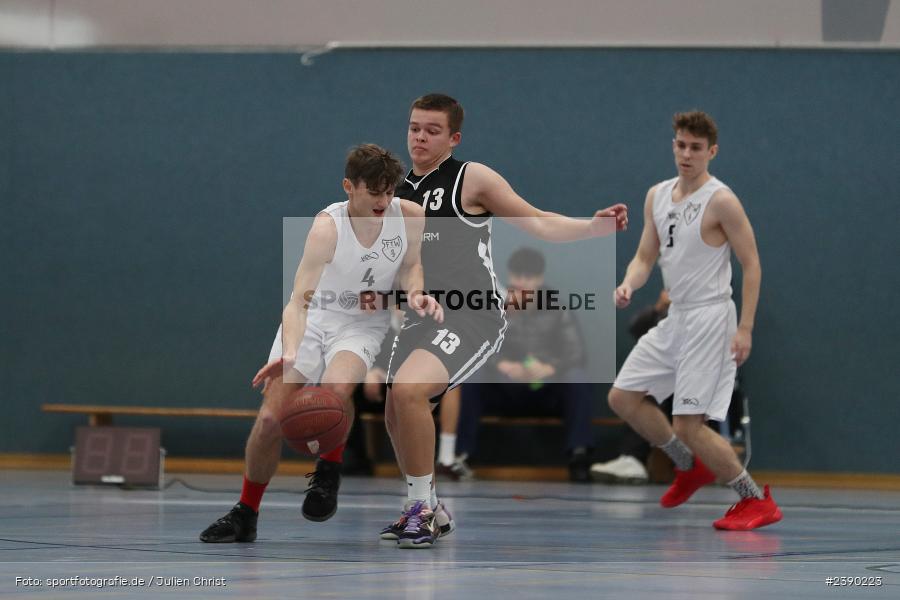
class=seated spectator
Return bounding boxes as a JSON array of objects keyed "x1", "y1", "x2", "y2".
[{"x1": 456, "y1": 247, "x2": 595, "y2": 482}]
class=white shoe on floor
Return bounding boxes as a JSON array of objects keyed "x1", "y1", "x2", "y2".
[{"x1": 590, "y1": 455, "x2": 649, "y2": 484}]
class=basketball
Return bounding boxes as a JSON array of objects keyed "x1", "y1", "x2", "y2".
[{"x1": 278, "y1": 386, "x2": 349, "y2": 456}]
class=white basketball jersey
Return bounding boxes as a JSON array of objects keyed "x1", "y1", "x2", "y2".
[
  {"x1": 309, "y1": 198, "x2": 407, "y2": 319},
  {"x1": 653, "y1": 176, "x2": 732, "y2": 306}
]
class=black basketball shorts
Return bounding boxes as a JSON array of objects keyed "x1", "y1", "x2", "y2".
[{"x1": 385, "y1": 309, "x2": 507, "y2": 396}]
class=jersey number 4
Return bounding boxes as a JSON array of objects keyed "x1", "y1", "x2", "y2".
[
  {"x1": 431, "y1": 328, "x2": 460, "y2": 354},
  {"x1": 666, "y1": 224, "x2": 676, "y2": 248},
  {"x1": 361, "y1": 268, "x2": 375, "y2": 287},
  {"x1": 423, "y1": 188, "x2": 444, "y2": 211}
]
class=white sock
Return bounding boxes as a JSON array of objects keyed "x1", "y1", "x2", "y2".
[
  {"x1": 430, "y1": 488, "x2": 438, "y2": 509},
  {"x1": 406, "y1": 474, "x2": 433, "y2": 508},
  {"x1": 438, "y1": 433, "x2": 457, "y2": 466}
]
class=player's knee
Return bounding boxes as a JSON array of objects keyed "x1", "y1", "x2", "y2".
[
  {"x1": 390, "y1": 384, "x2": 431, "y2": 411},
  {"x1": 255, "y1": 407, "x2": 282, "y2": 441},
  {"x1": 608, "y1": 387, "x2": 636, "y2": 417},
  {"x1": 321, "y1": 381, "x2": 355, "y2": 402}
]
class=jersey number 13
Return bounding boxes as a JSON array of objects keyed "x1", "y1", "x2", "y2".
[{"x1": 431, "y1": 328, "x2": 460, "y2": 354}]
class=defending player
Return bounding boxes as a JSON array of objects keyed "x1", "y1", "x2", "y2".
[
  {"x1": 381, "y1": 94, "x2": 628, "y2": 548},
  {"x1": 200, "y1": 144, "x2": 442, "y2": 543},
  {"x1": 608, "y1": 111, "x2": 782, "y2": 530}
]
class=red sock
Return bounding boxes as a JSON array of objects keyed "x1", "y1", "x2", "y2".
[
  {"x1": 319, "y1": 444, "x2": 345, "y2": 464},
  {"x1": 239, "y1": 476, "x2": 268, "y2": 512}
]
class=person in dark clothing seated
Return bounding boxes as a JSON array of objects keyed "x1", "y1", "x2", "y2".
[{"x1": 457, "y1": 247, "x2": 595, "y2": 482}]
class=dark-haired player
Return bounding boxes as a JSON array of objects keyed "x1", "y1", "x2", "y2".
[
  {"x1": 199, "y1": 144, "x2": 442, "y2": 543},
  {"x1": 381, "y1": 94, "x2": 627, "y2": 548}
]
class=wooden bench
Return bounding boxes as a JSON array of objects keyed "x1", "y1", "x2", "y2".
[
  {"x1": 42, "y1": 403, "x2": 623, "y2": 428},
  {"x1": 41, "y1": 404, "x2": 258, "y2": 427}
]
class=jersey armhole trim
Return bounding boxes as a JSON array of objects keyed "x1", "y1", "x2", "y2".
[{"x1": 451, "y1": 162, "x2": 490, "y2": 229}]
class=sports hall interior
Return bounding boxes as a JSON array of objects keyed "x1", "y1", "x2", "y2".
[{"x1": 2, "y1": 1, "x2": 898, "y2": 598}]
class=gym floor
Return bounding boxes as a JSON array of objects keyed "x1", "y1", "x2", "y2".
[{"x1": 1, "y1": 470, "x2": 898, "y2": 598}]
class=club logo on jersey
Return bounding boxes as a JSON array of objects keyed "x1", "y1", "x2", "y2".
[
  {"x1": 338, "y1": 290, "x2": 360, "y2": 310},
  {"x1": 381, "y1": 236, "x2": 403, "y2": 262},
  {"x1": 361, "y1": 252, "x2": 379, "y2": 262},
  {"x1": 683, "y1": 201, "x2": 701, "y2": 225}
]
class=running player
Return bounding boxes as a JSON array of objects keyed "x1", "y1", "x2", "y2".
[
  {"x1": 609, "y1": 111, "x2": 782, "y2": 530},
  {"x1": 381, "y1": 94, "x2": 628, "y2": 548},
  {"x1": 200, "y1": 144, "x2": 442, "y2": 543}
]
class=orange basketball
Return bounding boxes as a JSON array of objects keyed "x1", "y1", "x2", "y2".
[{"x1": 278, "y1": 386, "x2": 349, "y2": 456}]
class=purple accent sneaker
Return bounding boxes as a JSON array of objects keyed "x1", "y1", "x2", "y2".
[
  {"x1": 380, "y1": 500, "x2": 455, "y2": 541},
  {"x1": 397, "y1": 501, "x2": 437, "y2": 549}
]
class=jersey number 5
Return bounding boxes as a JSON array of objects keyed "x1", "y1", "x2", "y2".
[
  {"x1": 666, "y1": 224, "x2": 676, "y2": 248},
  {"x1": 431, "y1": 328, "x2": 460, "y2": 354},
  {"x1": 423, "y1": 188, "x2": 444, "y2": 211}
]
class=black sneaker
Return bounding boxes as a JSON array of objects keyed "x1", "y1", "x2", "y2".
[
  {"x1": 302, "y1": 458, "x2": 342, "y2": 522},
  {"x1": 199, "y1": 502, "x2": 258, "y2": 543},
  {"x1": 568, "y1": 447, "x2": 593, "y2": 483}
]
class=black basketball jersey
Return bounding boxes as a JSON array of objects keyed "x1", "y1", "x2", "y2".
[{"x1": 395, "y1": 155, "x2": 500, "y2": 308}]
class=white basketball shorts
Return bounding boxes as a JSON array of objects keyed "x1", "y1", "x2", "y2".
[
  {"x1": 268, "y1": 311, "x2": 389, "y2": 383},
  {"x1": 613, "y1": 299, "x2": 737, "y2": 421}
]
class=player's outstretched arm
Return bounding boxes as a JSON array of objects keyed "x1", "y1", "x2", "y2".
[
  {"x1": 252, "y1": 213, "x2": 336, "y2": 387},
  {"x1": 711, "y1": 189, "x2": 761, "y2": 366},
  {"x1": 615, "y1": 187, "x2": 661, "y2": 309},
  {"x1": 464, "y1": 162, "x2": 627, "y2": 241},
  {"x1": 398, "y1": 200, "x2": 443, "y2": 323}
]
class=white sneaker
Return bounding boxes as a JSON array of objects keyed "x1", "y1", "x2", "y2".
[{"x1": 590, "y1": 455, "x2": 649, "y2": 484}]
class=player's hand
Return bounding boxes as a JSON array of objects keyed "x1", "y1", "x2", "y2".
[
  {"x1": 731, "y1": 328, "x2": 752, "y2": 366},
  {"x1": 497, "y1": 360, "x2": 527, "y2": 382},
  {"x1": 614, "y1": 283, "x2": 633, "y2": 308},
  {"x1": 525, "y1": 358, "x2": 556, "y2": 381},
  {"x1": 251, "y1": 354, "x2": 296, "y2": 388},
  {"x1": 591, "y1": 204, "x2": 628, "y2": 235},
  {"x1": 409, "y1": 291, "x2": 444, "y2": 323}
]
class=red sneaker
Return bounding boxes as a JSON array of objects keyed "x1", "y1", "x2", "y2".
[
  {"x1": 713, "y1": 485, "x2": 783, "y2": 531},
  {"x1": 659, "y1": 457, "x2": 716, "y2": 508}
]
